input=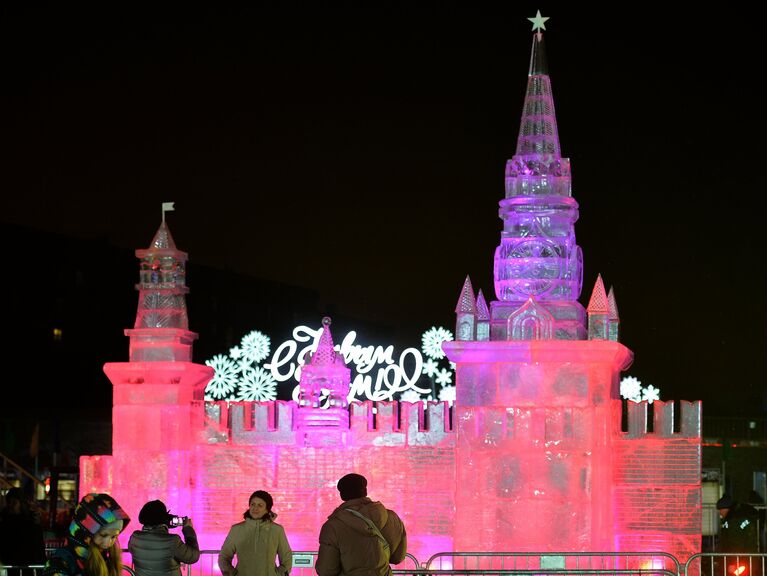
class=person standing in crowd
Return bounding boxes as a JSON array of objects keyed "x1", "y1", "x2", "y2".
[
  {"x1": 128, "y1": 500, "x2": 200, "y2": 576},
  {"x1": 43, "y1": 493, "x2": 130, "y2": 576},
  {"x1": 0, "y1": 487, "x2": 47, "y2": 574},
  {"x1": 316, "y1": 473, "x2": 407, "y2": 576},
  {"x1": 218, "y1": 490, "x2": 292, "y2": 576},
  {"x1": 717, "y1": 493, "x2": 760, "y2": 552}
]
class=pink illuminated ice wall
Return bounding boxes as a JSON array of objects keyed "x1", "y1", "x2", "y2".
[{"x1": 80, "y1": 21, "x2": 702, "y2": 564}]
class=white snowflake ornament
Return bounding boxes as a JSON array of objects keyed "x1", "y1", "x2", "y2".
[
  {"x1": 421, "y1": 327, "x2": 454, "y2": 360},
  {"x1": 205, "y1": 354, "x2": 240, "y2": 399}
]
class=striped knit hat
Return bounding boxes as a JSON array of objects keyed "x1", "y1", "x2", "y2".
[{"x1": 67, "y1": 493, "x2": 130, "y2": 558}]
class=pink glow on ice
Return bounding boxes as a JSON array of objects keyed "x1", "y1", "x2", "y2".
[{"x1": 83, "y1": 339, "x2": 701, "y2": 563}]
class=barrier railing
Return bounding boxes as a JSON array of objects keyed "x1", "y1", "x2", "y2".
[
  {"x1": 119, "y1": 549, "x2": 680, "y2": 576},
  {"x1": 0, "y1": 567, "x2": 45, "y2": 576},
  {"x1": 0, "y1": 564, "x2": 136, "y2": 576},
  {"x1": 684, "y1": 553, "x2": 766, "y2": 576},
  {"x1": 425, "y1": 552, "x2": 682, "y2": 574},
  {"x1": 35, "y1": 550, "x2": 767, "y2": 576}
]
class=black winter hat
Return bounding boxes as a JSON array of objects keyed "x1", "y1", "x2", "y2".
[
  {"x1": 716, "y1": 494, "x2": 734, "y2": 510},
  {"x1": 139, "y1": 500, "x2": 173, "y2": 526},
  {"x1": 337, "y1": 473, "x2": 367, "y2": 501}
]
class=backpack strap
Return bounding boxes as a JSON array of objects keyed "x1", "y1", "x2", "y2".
[{"x1": 346, "y1": 508, "x2": 390, "y2": 553}]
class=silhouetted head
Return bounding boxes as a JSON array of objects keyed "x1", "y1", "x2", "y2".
[
  {"x1": 716, "y1": 493, "x2": 734, "y2": 518},
  {"x1": 337, "y1": 473, "x2": 367, "y2": 501},
  {"x1": 138, "y1": 500, "x2": 173, "y2": 526}
]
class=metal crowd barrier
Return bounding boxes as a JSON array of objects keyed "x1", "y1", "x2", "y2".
[
  {"x1": 684, "y1": 553, "x2": 766, "y2": 576},
  {"x1": 0, "y1": 567, "x2": 45, "y2": 576},
  {"x1": 0, "y1": 565, "x2": 134, "y2": 576},
  {"x1": 119, "y1": 550, "x2": 681, "y2": 576},
  {"x1": 23, "y1": 550, "x2": 767, "y2": 576},
  {"x1": 425, "y1": 552, "x2": 681, "y2": 574}
]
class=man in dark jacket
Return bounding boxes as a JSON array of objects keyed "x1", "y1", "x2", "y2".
[
  {"x1": 316, "y1": 474, "x2": 407, "y2": 576},
  {"x1": 717, "y1": 494, "x2": 759, "y2": 553},
  {"x1": 128, "y1": 500, "x2": 200, "y2": 576}
]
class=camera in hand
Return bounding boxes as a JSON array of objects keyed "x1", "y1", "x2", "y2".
[{"x1": 168, "y1": 515, "x2": 188, "y2": 527}]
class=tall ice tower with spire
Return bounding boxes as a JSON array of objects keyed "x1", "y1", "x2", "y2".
[
  {"x1": 443, "y1": 12, "x2": 686, "y2": 553},
  {"x1": 491, "y1": 15, "x2": 584, "y2": 340}
]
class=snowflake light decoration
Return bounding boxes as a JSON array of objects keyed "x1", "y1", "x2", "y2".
[
  {"x1": 229, "y1": 346, "x2": 242, "y2": 359},
  {"x1": 421, "y1": 327, "x2": 453, "y2": 360},
  {"x1": 205, "y1": 354, "x2": 239, "y2": 399},
  {"x1": 620, "y1": 375, "x2": 662, "y2": 404},
  {"x1": 400, "y1": 390, "x2": 424, "y2": 403},
  {"x1": 422, "y1": 358, "x2": 439, "y2": 378},
  {"x1": 439, "y1": 385, "x2": 456, "y2": 405},
  {"x1": 240, "y1": 330, "x2": 271, "y2": 363},
  {"x1": 642, "y1": 384, "x2": 661, "y2": 404},
  {"x1": 237, "y1": 366, "x2": 278, "y2": 401},
  {"x1": 399, "y1": 390, "x2": 433, "y2": 406},
  {"x1": 435, "y1": 368, "x2": 453, "y2": 386},
  {"x1": 620, "y1": 376, "x2": 642, "y2": 402}
]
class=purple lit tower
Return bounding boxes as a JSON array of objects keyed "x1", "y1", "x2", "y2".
[{"x1": 444, "y1": 16, "x2": 701, "y2": 556}]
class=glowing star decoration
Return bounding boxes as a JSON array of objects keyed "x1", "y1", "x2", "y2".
[
  {"x1": 240, "y1": 330, "x2": 271, "y2": 363},
  {"x1": 421, "y1": 327, "x2": 454, "y2": 360},
  {"x1": 422, "y1": 358, "x2": 440, "y2": 377},
  {"x1": 642, "y1": 385, "x2": 661, "y2": 404},
  {"x1": 229, "y1": 346, "x2": 242, "y2": 359},
  {"x1": 527, "y1": 10, "x2": 549, "y2": 32},
  {"x1": 204, "y1": 354, "x2": 239, "y2": 399},
  {"x1": 435, "y1": 368, "x2": 453, "y2": 386},
  {"x1": 238, "y1": 366, "x2": 278, "y2": 401}
]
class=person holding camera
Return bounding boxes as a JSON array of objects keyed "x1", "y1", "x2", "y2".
[
  {"x1": 218, "y1": 490, "x2": 292, "y2": 576},
  {"x1": 128, "y1": 500, "x2": 200, "y2": 576}
]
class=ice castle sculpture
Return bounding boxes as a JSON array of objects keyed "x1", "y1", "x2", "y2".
[{"x1": 81, "y1": 18, "x2": 702, "y2": 565}]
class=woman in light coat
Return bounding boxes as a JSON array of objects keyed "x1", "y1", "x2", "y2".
[{"x1": 218, "y1": 491, "x2": 292, "y2": 576}]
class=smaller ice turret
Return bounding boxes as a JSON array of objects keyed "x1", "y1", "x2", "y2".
[
  {"x1": 587, "y1": 274, "x2": 609, "y2": 340},
  {"x1": 455, "y1": 276, "x2": 477, "y2": 341},
  {"x1": 607, "y1": 286, "x2": 620, "y2": 341},
  {"x1": 293, "y1": 317, "x2": 351, "y2": 435},
  {"x1": 475, "y1": 289, "x2": 490, "y2": 341}
]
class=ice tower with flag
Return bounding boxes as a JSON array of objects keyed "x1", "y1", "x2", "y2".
[{"x1": 81, "y1": 13, "x2": 702, "y2": 564}]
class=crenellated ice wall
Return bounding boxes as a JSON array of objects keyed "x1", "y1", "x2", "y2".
[
  {"x1": 82, "y1": 399, "x2": 456, "y2": 560},
  {"x1": 81, "y1": 392, "x2": 701, "y2": 562}
]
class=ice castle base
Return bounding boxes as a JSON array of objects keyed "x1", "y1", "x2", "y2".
[{"x1": 81, "y1": 339, "x2": 701, "y2": 562}]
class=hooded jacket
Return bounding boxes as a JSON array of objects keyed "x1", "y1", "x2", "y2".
[
  {"x1": 316, "y1": 497, "x2": 406, "y2": 576},
  {"x1": 218, "y1": 517, "x2": 292, "y2": 576},
  {"x1": 128, "y1": 524, "x2": 200, "y2": 576},
  {"x1": 44, "y1": 493, "x2": 130, "y2": 576}
]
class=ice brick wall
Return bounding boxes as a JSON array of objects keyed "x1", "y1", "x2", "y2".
[
  {"x1": 82, "y1": 399, "x2": 455, "y2": 561},
  {"x1": 613, "y1": 401, "x2": 702, "y2": 562}
]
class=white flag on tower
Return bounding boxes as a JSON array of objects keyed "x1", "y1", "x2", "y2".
[{"x1": 162, "y1": 202, "x2": 175, "y2": 222}]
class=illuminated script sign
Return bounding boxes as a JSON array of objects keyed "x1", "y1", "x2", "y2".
[{"x1": 204, "y1": 325, "x2": 455, "y2": 404}]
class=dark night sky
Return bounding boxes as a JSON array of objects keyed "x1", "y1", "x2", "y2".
[{"x1": 1, "y1": 5, "x2": 765, "y2": 416}]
